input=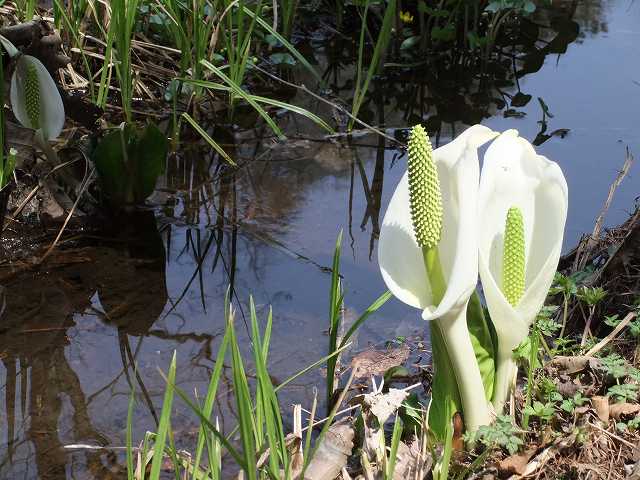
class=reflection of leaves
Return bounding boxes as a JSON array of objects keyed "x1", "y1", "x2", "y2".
[
  {"x1": 511, "y1": 92, "x2": 532, "y2": 107},
  {"x1": 269, "y1": 53, "x2": 296, "y2": 65},
  {"x1": 504, "y1": 109, "x2": 526, "y2": 118},
  {"x1": 400, "y1": 35, "x2": 421, "y2": 50},
  {"x1": 431, "y1": 25, "x2": 456, "y2": 42},
  {"x1": 538, "y1": 97, "x2": 554, "y2": 118}
]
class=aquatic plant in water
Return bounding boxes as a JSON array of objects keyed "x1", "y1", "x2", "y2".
[{"x1": 478, "y1": 129, "x2": 568, "y2": 412}]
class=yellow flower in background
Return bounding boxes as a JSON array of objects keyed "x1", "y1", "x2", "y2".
[{"x1": 399, "y1": 10, "x2": 414, "y2": 23}]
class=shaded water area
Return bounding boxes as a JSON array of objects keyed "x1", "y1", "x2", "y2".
[{"x1": 1, "y1": 0, "x2": 640, "y2": 477}]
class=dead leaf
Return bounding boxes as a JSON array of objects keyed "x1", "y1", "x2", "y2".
[
  {"x1": 351, "y1": 345, "x2": 410, "y2": 379},
  {"x1": 609, "y1": 402, "x2": 640, "y2": 420},
  {"x1": 351, "y1": 388, "x2": 409, "y2": 425},
  {"x1": 592, "y1": 396, "x2": 610, "y2": 422},
  {"x1": 392, "y1": 439, "x2": 431, "y2": 480},
  {"x1": 304, "y1": 423, "x2": 354, "y2": 480},
  {"x1": 550, "y1": 356, "x2": 600, "y2": 375},
  {"x1": 499, "y1": 447, "x2": 538, "y2": 475}
]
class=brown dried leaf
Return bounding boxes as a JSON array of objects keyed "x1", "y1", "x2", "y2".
[
  {"x1": 304, "y1": 423, "x2": 354, "y2": 480},
  {"x1": 351, "y1": 345, "x2": 410, "y2": 379},
  {"x1": 608, "y1": 402, "x2": 640, "y2": 420},
  {"x1": 550, "y1": 356, "x2": 600, "y2": 375},
  {"x1": 592, "y1": 396, "x2": 610, "y2": 422},
  {"x1": 499, "y1": 447, "x2": 538, "y2": 475}
]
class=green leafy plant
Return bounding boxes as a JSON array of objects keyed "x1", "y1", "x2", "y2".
[
  {"x1": 464, "y1": 415, "x2": 523, "y2": 455},
  {"x1": 616, "y1": 416, "x2": 640, "y2": 433},
  {"x1": 604, "y1": 313, "x2": 640, "y2": 338},
  {"x1": 560, "y1": 392, "x2": 588, "y2": 413},
  {"x1": 550, "y1": 272, "x2": 577, "y2": 338},
  {"x1": 523, "y1": 401, "x2": 556, "y2": 423},
  {"x1": 92, "y1": 122, "x2": 168, "y2": 207},
  {"x1": 600, "y1": 353, "x2": 631, "y2": 380},
  {"x1": 607, "y1": 383, "x2": 638, "y2": 403},
  {"x1": 577, "y1": 286, "x2": 607, "y2": 346}
]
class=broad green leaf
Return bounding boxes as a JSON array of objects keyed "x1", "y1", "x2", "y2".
[
  {"x1": 428, "y1": 321, "x2": 461, "y2": 443},
  {"x1": 467, "y1": 291, "x2": 496, "y2": 400},
  {"x1": 133, "y1": 122, "x2": 168, "y2": 203},
  {"x1": 92, "y1": 124, "x2": 133, "y2": 205}
]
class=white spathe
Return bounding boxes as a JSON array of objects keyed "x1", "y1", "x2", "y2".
[
  {"x1": 10, "y1": 54, "x2": 65, "y2": 141},
  {"x1": 378, "y1": 124, "x2": 498, "y2": 433},
  {"x1": 478, "y1": 129, "x2": 568, "y2": 412}
]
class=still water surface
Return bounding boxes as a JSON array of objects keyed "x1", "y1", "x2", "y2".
[{"x1": 1, "y1": 0, "x2": 639, "y2": 476}]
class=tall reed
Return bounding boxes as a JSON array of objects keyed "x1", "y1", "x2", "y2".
[
  {"x1": 349, "y1": 0, "x2": 397, "y2": 132},
  {"x1": 110, "y1": 0, "x2": 140, "y2": 122}
]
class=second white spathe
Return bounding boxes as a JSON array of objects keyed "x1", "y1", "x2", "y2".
[{"x1": 478, "y1": 129, "x2": 568, "y2": 412}]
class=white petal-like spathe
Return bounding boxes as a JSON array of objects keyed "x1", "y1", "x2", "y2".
[
  {"x1": 478, "y1": 130, "x2": 568, "y2": 342},
  {"x1": 378, "y1": 125, "x2": 498, "y2": 319},
  {"x1": 478, "y1": 130, "x2": 568, "y2": 409},
  {"x1": 10, "y1": 55, "x2": 65, "y2": 140}
]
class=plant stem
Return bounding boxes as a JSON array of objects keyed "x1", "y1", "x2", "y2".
[
  {"x1": 422, "y1": 246, "x2": 490, "y2": 435},
  {"x1": 522, "y1": 324, "x2": 540, "y2": 429},
  {"x1": 559, "y1": 293, "x2": 569, "y2": 339},
  {"x1": 492, "y1": 347, "x2": 517, "y2": 414}
]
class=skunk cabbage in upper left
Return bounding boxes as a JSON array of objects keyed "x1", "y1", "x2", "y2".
[
  {"x1": 10, "y1": 54, "x2": 65, "y2": 140},
  {"x1": 0, "y1": 33, "x2": 65, "y2": 141}
]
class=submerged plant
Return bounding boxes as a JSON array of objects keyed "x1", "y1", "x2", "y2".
[
  {"x1": 478, "y1": 129, "x2": 568, "y2": 413},
  {"x1": 378, "y1": 124, "x2": 498, "y2": 443}
]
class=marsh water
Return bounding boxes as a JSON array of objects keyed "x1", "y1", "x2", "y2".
[{"x1": 2, "y1": 0, "x2": 640, "y2": 477}]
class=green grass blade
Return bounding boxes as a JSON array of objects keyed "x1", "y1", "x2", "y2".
[
  {"x1": 192, "y1": 327, "x2": 231, "y2": 480},
  {"x1": 126, "y1": 389, "x2": 135, "y2": 480},
  {"x1": 248, "y1": 95, "x2": 334, "y2": 133},
  {"x1": 386, "y1": 414, "x2": 403, "y2": 479},
  {"x1": 150, "y1": 352, "x2": 177, "y2": 479},
  {"x1": 349, "y1": 0, "x2": 396, "y2": 130},
  {"x1": 326, "y1": 230, "x2": 343, "y2": 406},
  {"x1": 181, "y1": 113, "x2": 236, "y2": 166},
  {"x1": 228, "y1": 307, "x2": 258, "y2": 480},
  {"x1": 243, "y1": 6, "x2": 323, "y2": 86},
  {"x1": 339, "y1": 290, "x2": 393, "y2": 350},
  {"x1": 200, "y1": 60, "x2": 284, "y2": 138}
]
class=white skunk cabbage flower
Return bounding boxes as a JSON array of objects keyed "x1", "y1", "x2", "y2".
[
  {"x1": 378, "y1": 124, "x2": 497, "y2": 434},
  {"x1": 10, "y1": 54, "x2": 65, "y2": 141},
  {"x1": 0, "y1": 34, "x2": 64, "y2": 141},
  {"x1": 478, "y1": 129, "x2": 568, "y2": 412}
]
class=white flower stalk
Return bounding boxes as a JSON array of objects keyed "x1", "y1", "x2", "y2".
[
  {"x1": 1, "y1": 34, "x2": 65, "y2": 142},
  {"x1": 478, "y1": 130, "x2": 568, "y2": 413},
  {"x1": 379, "y1": 124, "x2": 497, "y2": 435}
]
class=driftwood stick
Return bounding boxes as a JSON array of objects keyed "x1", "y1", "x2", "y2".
[{"x1": 0, "y1": 20, "x2": 70, "y2": 72}]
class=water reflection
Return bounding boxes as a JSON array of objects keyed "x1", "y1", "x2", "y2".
[
  {"x1": 0, "y1": 212, "x2": 167, "y2": 479},
  {"x1": 2, "y1": 0, "x2": 637, "y2": 476}
]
